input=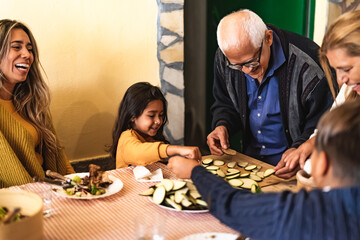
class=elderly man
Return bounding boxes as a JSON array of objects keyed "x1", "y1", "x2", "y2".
[{"x1": 207, "y1": 9, "x2": 333, "y2": 178}]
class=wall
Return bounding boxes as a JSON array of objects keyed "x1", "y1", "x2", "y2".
[{"x1": 0, "y1": 0, "x2": 159, "y2": 161}]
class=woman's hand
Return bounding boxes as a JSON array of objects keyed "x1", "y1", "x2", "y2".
[
  {"x1": 167, "y1": 156, "x2": 201, "y2": 179},
  {"x1": 166, "y1": 145, "x2": 202, "y2": 160}
]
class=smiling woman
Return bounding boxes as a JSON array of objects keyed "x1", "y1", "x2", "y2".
[{"x1": 0, "y1": 19, "x2": 74, "y2": 188}]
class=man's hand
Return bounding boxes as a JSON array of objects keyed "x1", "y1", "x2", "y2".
[
  {"x1": 207, "y1": 126, "x2": 229, "y2": 155},
  {"x1": 167, "y1": 156, "x2": 201, "y2": 179},
  {"x1": 274, "y1": 148, "x2": 300, "y2": 179}
]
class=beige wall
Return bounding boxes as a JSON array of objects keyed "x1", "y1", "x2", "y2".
[{"x1": 0, "y1": 0, "x2": 160, "y2": 161}]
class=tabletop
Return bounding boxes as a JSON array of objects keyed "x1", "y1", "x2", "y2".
[{"x1": 4, "y1": 153, "x2": 297, "y2": 240}]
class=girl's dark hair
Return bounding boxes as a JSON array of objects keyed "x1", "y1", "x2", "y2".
[{"x1": 109, "y1": 82, "x2": 168, "y2": 160}]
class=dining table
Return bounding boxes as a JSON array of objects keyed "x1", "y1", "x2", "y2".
[{"x1": 3, "y1": 152, "x2": 297, "y2": 240}]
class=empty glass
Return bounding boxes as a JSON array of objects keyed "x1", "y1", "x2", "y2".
[
  {"x1": 21, "y1": 183, "x2": 53, "y2": 217},
  {"x1": 134, "y1": 212, "x2": 166, "y2": 240}
]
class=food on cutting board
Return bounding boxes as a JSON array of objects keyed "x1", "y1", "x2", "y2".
[
  {"x1": 202, "y1": 158, "x2": 276, "y2": 193},
  {"x1": 140, "y1": 179, "x2": 208, "y2": 211}
]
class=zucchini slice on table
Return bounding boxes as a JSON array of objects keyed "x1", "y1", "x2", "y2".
[
  {"x1": 153, "y1": 186, "x2": 166, "y2": 205},
  {"x1": 228, "y1": 179, "x2": 243, "y2": 187},
  {"x1": 196, "y1": 199, "x2": 208, "y2": 207},
  {"x1": 227, "y1": 168, "x2": 240, "y2": 174},
  {"x1": 241, "y1": 178, "x2": 259, "y2": 189},
  {"x1": 264, "y1": 169, "x2": 276, "y2": 177},
  {"x1": 206, "y1": 165, "x2": 220, "y2": 171},
  {"x1": 216, "y1": 169, "x2": 226, "y2": 178},
  {"x1": 251, "y1": 184, "x2": 262, "y2": 194},
  {"x1": 238, "y1": 162, "x2": 248, "y2": 168},
  {"x1": 172, "y1": 180, "x2": 186, "y2": 191},
  {"x1": 202, "y1": 158, "x2": 213, "y2": 165},
  {"x1": 213, "y1": 160, "x2": 225, "y2": 166},
  {"x1": 249, "y1": 173, "x2": 262, "y2": 182},
  {"x1": 225, "y1": 173, "x2": 240, "y2": 179},
  {"x1": 239, "y1": 173, "x2": 250, "y2": 178},
  {"x1": 227, "y1": 161, "x2": 237, "y2": 168},
  {"x1": 245, "y1": 165, "x2": 257, "y2": 171},
  {"x1": 174, "y1": 187, "x2": 189, "y2": 203},
  {"x1": 161, "y1": 179, "x2": 174, "y2": 192},
  {"x1": 165, "y1": 198, "x2": 182, "y2": 211}
]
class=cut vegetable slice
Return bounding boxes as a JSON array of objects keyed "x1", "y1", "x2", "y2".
[
  {"x1": 189, "y1": 190, "x2": 201, "y2": 199},
  {"x1": 241, "y1": 178, "x2": 258, "y2": 189},
  {"x1": 161, "y1": 179, "x2": 174, "y2": 192},
  {"x1": 264, "y1": 169, "x2": 276, "y2": 177},
  {"x1": 140, "y1": 187, "x2": 155, "y2": 196},
  {"x1": 222, "y1": 148, "x2": 237, "y2": 156},
  {"x1": 227, "y1": 168, "x2": 240, "y2": 174},
  {"x1": 228, "y1": 179, "x2": 243, "y2": 187},
  {"x1": 227, "y1": 161, "x2": 237, "y2": 168},
  {"x1": 196, "y1": 199, "x2": 208, "y2": 207},
  {"x1": 238, "y1": 162, "x2": 248, "y2": 168},
  {"x1": 206, "y1": 165, "x2": 220, "y2": 171},
  {"x1": 245, "y1": 165, "x2": 257, "y2": 171},
  {"x1": 213, "y1": 160, "x2": 225, "y2": 166},
  {"x1": 251, "y1": 184, "x2": 262, "y2": 194},
  {"x1": 165, "y1": 198, "x2": 182, "y2": 211},
  {"x1": 225, "y1": 173, "x2": 240, "y2": 179},
  {"x1": 249, "y1": 173, "x2": 262, "y2": 182},
  {"x1": 181, "y1": 198, "x2": 193, "y2": 207},
  {"x1": 202, "y1": 158, "x2": 213, "y2": 165},
  {"x1": 256, "y1": 172, "x2": 265, "y2": 179},
  {"x1": 209, "y1": 170, "x2": 217, "y2": 175},
  {"x1": 174, "y1": 187, "x2": 189, "y2": 203},
  {"x1": 153, "y1": 186, "x2": 166, "y2": 205},
  {"x1": 239, "y1": 173, "x2": 250, "y2": 178},
  {"x1": 216, "y1": 169, "x2": 225, "y2": 177},
  {"x1": 186, "y1": 181, "x2": 197, "y2": 191},
  {"x1": 172, "y1": 180, "x2": 186, "y2": 190}
]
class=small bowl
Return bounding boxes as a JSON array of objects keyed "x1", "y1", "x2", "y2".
[
  {"x1": 296, "y1": 170, "x2": 317, "y2": 191},
  {"x1": 0, "y1": 190, "x2": 43, "y2": 240}
]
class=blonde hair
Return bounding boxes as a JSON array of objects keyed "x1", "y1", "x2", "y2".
[
  {"x1": 217, "y1": 9, "x2": 267, "y2": 53},
  {"x1": 0, "y1": 19, "x2": 61, "y2": 155},
  {"x1": 319, "y1": 10, "x2": 360, "y2": 101}
]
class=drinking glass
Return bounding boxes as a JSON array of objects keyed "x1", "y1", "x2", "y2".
[
  {"x1": 134, "y1": 212, "x2": 166, "y2": 240},
  {"x1": 21, "y1": 183, "x2": 53, "y2": 217}
]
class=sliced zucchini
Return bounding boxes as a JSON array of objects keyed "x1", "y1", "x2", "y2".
[
  {"x1": 161, "y1": 179, "x2": 174, "y2": 192},
  {"x1": 238, "y1": 162, "x2": 248, "y2": 168},
  {"x1": 227, "y1": 168, "x2": 240, "y2": 174},
  {"x1": 186, "y1": 181, "x2": 197, "y2": 191},
  {"x1": 264, "y1": 168, "x2": 276, "y2": 177},
  {"x1": 181, "y1": 198, "x2": 193, "y2": 207},
  {"x1": 153, "y1": 186, "x2": 166, "y2": 205},
  {"x1": 222, "y1": 148, "x2": 237, "y2": 155},
  {"x1": 172, "y1": 180, "x2": 186, "y2": 190},
  {"x1": 251, "y1": 184, "x2": 262, "y2": 194},
  {"x1": 245, "y1": 165, "x2": 257, "y2": 171},
  {"x1": 174, "y1": 188, "x2": 189, "y2": 203},
  {"x1": 240, "y1": 178, "x2": 258, "y2": 189},
  {"x1": 165, "y1": 198, "x2": 182, "y2": 211},
  {"x1": 213, "y1": 160, "x2": 225, "y2": 166},
  {"x1": 170, "y1": 195, "x2": 175, "y2": 201},
  {"x1": 239, "y1": 173, "x2": 250, "y2": 178},
  {"x1": 216, "y1": 169, "x2": 226, "y2": 178},
  {"x1": 227, "y1": 161, "x2": 237, "y2": 168},
  {"x1": 256, "y1": 171, "x2": 265, "y2": 179},
  {"x1": 196, "y1": 199, "x2": 208, "y2": 207},
  {"x1": 252, "y1": 166, "x2": 262, "y2": 173},
  {"x1": 228, "y1": 179, "x2": 243, "y2": 187},
  {"x1": 202, "y1": 158, "x2": 213, "y2": 165},
  {"x1": 209, "y1": 170, "x2": 217, "y2": 175},
  {"x1": 225, "y1": 173, "x2": 240, "y2": 179},
  {"x1": 249, "y1": 173, "x2": 262, "y2": 182},
  {"x1": 189, "y1": 190, "x2": 201, "y2": 199},
  {"x1": 139, "y1": 187, "x2": 155, "y2": 196},
  {"x1": 205, "y1": 165, "x2": 220, "y2": 171}
]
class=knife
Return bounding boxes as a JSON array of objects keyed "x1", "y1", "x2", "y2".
[{"x1": 45, "y1": 170, "x2": 89, "y2": 190}]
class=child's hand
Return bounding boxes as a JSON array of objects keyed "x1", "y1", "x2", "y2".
[
  {"x1": 167, "y1": 156, "x2": 201, "y2": 179},
  {"x1": 167, "y1": 145, "x2": 202, "y2": 160}
]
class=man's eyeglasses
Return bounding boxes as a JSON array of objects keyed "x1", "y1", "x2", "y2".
[{"x1": 226, "y1": 41, "x2": 263, "y2": 71}]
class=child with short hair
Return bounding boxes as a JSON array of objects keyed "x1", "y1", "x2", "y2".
[
  {"x1": 110, "y1": 82, "x2": 201, "y2": 168},
  {"x1": 168, "y1": 100, "x2": 360, "y2": 240}
]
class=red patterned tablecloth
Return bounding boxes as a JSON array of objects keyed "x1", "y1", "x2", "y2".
[{"x1": 7, "y1": 163, "x2": 239, "y2": 240}]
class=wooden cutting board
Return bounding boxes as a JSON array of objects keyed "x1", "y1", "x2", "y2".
[{"x1": 202, "y1": 152, "x2": 295, "y2": 188}]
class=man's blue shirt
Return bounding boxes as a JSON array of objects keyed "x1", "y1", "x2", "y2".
[{"x1": 244, "y1": 31, "x2": 288, "y2": 165}]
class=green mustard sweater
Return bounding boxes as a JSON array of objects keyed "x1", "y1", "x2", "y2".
[{"x1": 0, "y1": 104, "x2": 72, "y2": 188}]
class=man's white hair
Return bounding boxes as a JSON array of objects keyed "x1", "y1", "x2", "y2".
[{"x1": 217, "y1": 9, "x2": 267, "y2": 53}]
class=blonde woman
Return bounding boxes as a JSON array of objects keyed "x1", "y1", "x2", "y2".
[
  {"x1": 0, "y1": 19, "x2": 74, "y2": 188},
  {"x1": 276, "y1": 10, "x2": 360, "y2": 175}
]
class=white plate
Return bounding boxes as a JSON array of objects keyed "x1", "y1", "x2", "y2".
[
  {"x1": 149, "y1": 197, "x2": 208, "y2": 213},
  {"x1": 180, "y1": 232, "x2": 240, "y2": 240},
  {"x1": 53, "y1": 172, "x2": 123, "y2": 199}
]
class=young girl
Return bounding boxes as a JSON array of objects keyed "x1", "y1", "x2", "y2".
[{"x1": 110, "y1": 82, "x2": 201, "y2": 168}]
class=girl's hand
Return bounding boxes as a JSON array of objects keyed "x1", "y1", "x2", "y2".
[
  {"x1": 167, "y1": 156, "x2": 200, "y2": 179},
  {"x1": 166, "y1": 145, "x2": 202, "y2": 160}
]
